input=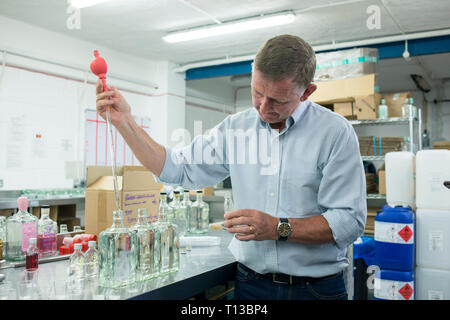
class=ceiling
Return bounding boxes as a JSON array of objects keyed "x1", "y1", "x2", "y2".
[{"x1": 0, "y1": 0, "x2": 449, "y2": 67}]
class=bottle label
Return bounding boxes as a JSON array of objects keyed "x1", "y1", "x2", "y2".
[
  {"x1": 22, "y1": 222, "x2": 37, "y2": 252},
  {"x1": 374, "y1": 221, "x2": 414, "y2": 244},
  {"x1": 374, "y1": 278, "x2": 414, "y2": 300}
]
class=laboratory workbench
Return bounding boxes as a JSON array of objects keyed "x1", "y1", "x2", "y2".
[{"x1": 0, "y1": 229, "x2": 237, "y2": 300}]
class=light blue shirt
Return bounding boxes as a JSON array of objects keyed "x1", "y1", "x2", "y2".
[{"x1": 156, "y1": 99, "x2": 367, "y2": 277}]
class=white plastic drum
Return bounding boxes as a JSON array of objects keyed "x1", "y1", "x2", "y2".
[
  {"x1": 416, "y1": 150, "x2": 450, "y2": 210},
  {"x1": 385, "y1": 151, "x2": 415, "y2": 208},
  {"x1": 416, "y1": 267, "x2": 450, "y2": 300},
  {"x1": 416, "y1": 208, "x2": 450, "y2": 270}
]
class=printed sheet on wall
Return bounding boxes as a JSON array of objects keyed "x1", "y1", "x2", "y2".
[{"x1": 85, "y1": 109, "x2": 150, "y2": 167}]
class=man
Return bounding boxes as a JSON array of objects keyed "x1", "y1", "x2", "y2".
[{"x1": 96, "y1": 34, "x2": 367, "y2": 300}]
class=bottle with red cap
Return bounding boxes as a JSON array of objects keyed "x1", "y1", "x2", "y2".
[{"x1": 5, "y1": 197, "x2": 38, "y2": 261}]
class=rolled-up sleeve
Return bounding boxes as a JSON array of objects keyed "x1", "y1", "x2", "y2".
[
  {"x1": 319, "y1": 123, "x2": 367, "y2": 250},
  {"x1": 155, "y1": 120, "x2": 230, "y2": 190}
]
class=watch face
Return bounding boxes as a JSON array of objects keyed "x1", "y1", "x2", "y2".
[{"x1": 278, "y1": 222, "x2": 291, "y2": 237}]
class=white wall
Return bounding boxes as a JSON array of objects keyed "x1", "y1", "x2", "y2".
[
  {"x1": 0, "y1": 16, "x2": 185, "y2": 190},
  {"x1": 185, "y1": 78, "x2": 235, "y2": 142}
]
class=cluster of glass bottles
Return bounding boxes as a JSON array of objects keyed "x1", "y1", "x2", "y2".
[
  {"x1": 3, "y1": 197, "x2": 60, "y2": 261},
  {"x1": 97, "y1": 189, "x2": 210, "y2": 288}
]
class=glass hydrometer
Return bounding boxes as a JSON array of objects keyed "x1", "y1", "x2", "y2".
[{"x1": 90, "y1": 50, "x2": 121, "y2": 212}]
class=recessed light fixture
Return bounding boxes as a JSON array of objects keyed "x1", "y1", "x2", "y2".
[
  {"x1": 163, "y1": 12, "x2": 296, "y2": 43},
  {"x1": 69, "y1": 0, "x2": 116, "y2": 9}
]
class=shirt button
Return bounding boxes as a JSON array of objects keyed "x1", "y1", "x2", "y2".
[{"x1": 269, "y1": 192, "x2": 275, "y2": 197}]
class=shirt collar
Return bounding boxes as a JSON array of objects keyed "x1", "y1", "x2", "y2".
[{"x1": 256, "y1": 100, "x2": 310, "y2": 131}]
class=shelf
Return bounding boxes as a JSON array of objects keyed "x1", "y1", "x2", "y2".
[
  {"x1": 367, "y1": 194, "x2": 386, "y2": 200},
  {"x1": 350, "y1": 117, "x2": 415, "y2": 126},
  {"x1": 361, "y1": 155, "x2": 385, "y2": 161}
]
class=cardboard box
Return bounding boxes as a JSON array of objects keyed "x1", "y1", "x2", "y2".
[
  {"x1": 359, "y1": 136, "x2": 404, "y2": 156},
  {"x1": 189, "y1": 186, "x2": 214, "y2": 196},
  {"x1": 353, "y1": 94, "x2": 381, "y2": 120},
  {"x1": 382, "y1": 92, "x2": 411, "y2": 118},
  {"x1": 333, "y1": 102, "x2": 353, "y2": 117},
  {"x1": 310, "y1": 74, "x2": 377, "y2": 104},
  {"x1": 433, "y1": 141, "x2": 450, "y2": 150},
  {"x1": 378, "y1": 170, "x2": 386, "y2": 195},
  {"x1": 364, "y1": 207, "x2": 379, "y2": 235},
  {"x1": 85, "y1": 166, "x2": 161, "y2": 236}
]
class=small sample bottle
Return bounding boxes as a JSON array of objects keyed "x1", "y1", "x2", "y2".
[
  {"x1": 56, "y1": 224, "x2": 70, "y2": 250},
  {"x1": 25, "y1": 238, "x2": 39, "y2": 271},
  {"x1": 68, "y1": 243, "x2": 86, "y2": 295},
  {"x1": 84, "y1": 241, "x2": 99, "y2": 279},
  {"x1": 377, "y1": 99, "x2": 389, "y2": 119},
  {"x1": 5, "y1": 197, "x2": 38, "y2": 261},
  {"x1": 224, "y1": 191, "x2": 234, "y2": 213},
  {"x1": 37, "y1": 205, "x2": 57, "y2": 257},
  {"x1": 189, "y1": 191, "x2": 210, "y2": 234}
]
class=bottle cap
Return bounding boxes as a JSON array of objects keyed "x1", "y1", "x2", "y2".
[
  {"x1": 74, "y1": 243, "x2": 82, "y2": 250},
  {"x1": 197, "y1": 190, "x2": 203, "y2": 194},
  {"x1": 17, "y1": 197, "x2": 29, "y2": 212},
  {"x1": 88, "y1": 241, "x2": 96, "y2": 248},
  {"x1": 174, "y1": 190, "x2": 180, "y2": 194},
  {"x1": 40, "y1": 205, "x2": 50, "y2": 215},
  {"x1": 381, "y1": 99, "x2": 386, "y2": 104},
  {"x1": 160, "y1": 192, "x2": 167, "y2": 195}
]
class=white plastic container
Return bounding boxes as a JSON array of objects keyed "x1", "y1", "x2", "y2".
[
  {"x1": 416, "y1": 150, "x2": 450, "y2": 210},
  {"x1": 415, "y1": 267, "x2": 450, "y2": 300},
  {"x1": 416, "y1": 208, "x2": 450, "y2": 270},
  {"x1": 385, "y1": 151, "x2": 415, "y2": 208}
]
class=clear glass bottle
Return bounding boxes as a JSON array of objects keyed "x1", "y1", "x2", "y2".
[
  {"x1": 84, "y1": 241, "x2": 100, "y2": 279},
  {"x1": 0, "y1": 216, "x2": 5, "y2": 260},
  {"x1": 37, "y1": 205, "x2": 57, "y2": 257},
  {"x1": 56, "y1": 224, "x2": 70, "y2": 250},
  {"x1": 5, "y1": 197, "x2": 38, "y2": 261},
  {"x1": 25, "y1": 238, "x2": 39, "y2": 271},
  {"x1": 155, "y1": 192, "x2": 179, "y2": 274},
  {"x1": 171, "y1": 191, "x2": 187, "y2": 237},
  {"x1": 98, "y1": 210, "x2": 138, "y2": 288},
  {"x1": 131, "y1": 208, "x2": 160, "y2": 281},
  {"x1": 224, "y1": 191, "x2": 234, "y2": 213},
  {"x1": 189, "y1": 190, "x2": 210, "y2": 234},
  {"x1": 68, "y1": 242, "x2": 86, "y2": 296}
]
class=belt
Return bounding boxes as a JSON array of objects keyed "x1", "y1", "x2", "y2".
[{"x1": 239, "y1": 263, "x2": 343, "y2": 285}]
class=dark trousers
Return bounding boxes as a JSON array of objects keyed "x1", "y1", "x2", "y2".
[{"x1": 234, "y1": 263, "x2": 348, "y2": 300}]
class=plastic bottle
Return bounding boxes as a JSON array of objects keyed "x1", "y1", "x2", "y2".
[
  {"x1": 377, "y1": 99, "x2": 389, "y2": 119},
  {"x1": 84, "y1": 241, "x2": 99, "y2": 279}
]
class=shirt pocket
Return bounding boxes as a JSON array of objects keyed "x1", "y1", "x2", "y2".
[{"x1": 282, "y1": 169, "x2": 321, "y2": 216}]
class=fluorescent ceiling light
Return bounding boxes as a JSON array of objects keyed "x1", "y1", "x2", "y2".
[
  {"x1": 163, "y1": 13, "x2": 296, "y2": 43},
  {"x1": 69, "y1": 0, "x2": 116, "y2": 9}
]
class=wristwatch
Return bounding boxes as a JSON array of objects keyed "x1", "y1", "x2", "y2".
[{"x1": 277, "y1": 218, "x2": 292, "y2": 241}]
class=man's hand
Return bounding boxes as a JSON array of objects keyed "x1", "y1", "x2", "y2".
[
  {"x1": 96, "y1": 79, "x2": 132, "y2": 128},
  {"x1": 224, "y1": 209, "x2": 279, "y2": 241}
]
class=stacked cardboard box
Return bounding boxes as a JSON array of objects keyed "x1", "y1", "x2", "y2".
[
  {"x1": 366, "y1": 173, "x2": 377, "y2": 194},
  {"x1": 378, "y1": 163, "x2": 386, "y2": 195},
  {"x1": 359, "y1": 136, "x2": 404, "y2": 156},
  {"x1": 433, "y1": 141, "x2": 450, "y2": 150},
  {"x1": 364, "y1": 207, "x2": 379, "y2": 235},
  {"x1": 310, "y1": 74, "x2": 379, "y2": 120}
]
